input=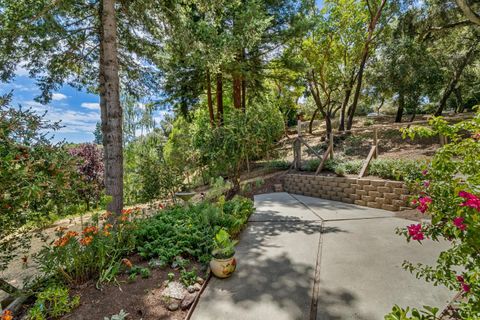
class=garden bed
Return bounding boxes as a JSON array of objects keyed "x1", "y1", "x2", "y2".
[{"x1": 61, "y1": 256, "x2": 204, "y2": 320}]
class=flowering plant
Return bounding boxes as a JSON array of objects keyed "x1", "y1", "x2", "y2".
[
  {"x1": 388, "y1": 113, "x2": 480, "y2": 318},
  {"x1": 35, "y1": 208, "x2": 141, "y2": 286}
]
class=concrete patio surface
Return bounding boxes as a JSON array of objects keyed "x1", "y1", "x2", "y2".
[{"x1": 191, "y1": 192, "x2": 452, "y2": 320}]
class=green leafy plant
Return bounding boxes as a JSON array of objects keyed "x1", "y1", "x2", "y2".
[
  {"x1": 135, "y1": 197, "x2": 253, "y2": 264},
  {"x1": 27, "y1": 285, "x2": 80, "y2": 320},
  {"x1": 35, "y1": 208, "x2": 140, "y2": 286},
  {"x1": 212, "y1": 229, "x2": 238, "y2": 259},
  {"x1": 180, "y1": 268, "x2": 198, "y2": 287},
  {"x1": 104, "y1": 310, "x2": 129, "y2": 320},
  {"x1": 388, "y1": 113, "x2": 480, "y2": 318},
  {"x1": 385, "y1": 305, "x2": 439, "y2": 320}
]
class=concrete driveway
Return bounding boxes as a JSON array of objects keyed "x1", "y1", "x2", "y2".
[{"x1": 191, "y1": 192, "x2": 452, "y2": 320}]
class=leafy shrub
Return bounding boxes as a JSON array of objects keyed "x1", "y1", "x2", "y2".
[
  {"x1": 386, "y1": 114, "x2": 480, "y2": 318},
  {"x1": 212, "y1": 229, "x2": 238, "y2": 259},
  {"x1": 206, "y1": 177, "x2": 233, "y2": 201},
  {"x1": 68, "y1": 143, "x2": 105, "y2": 210},
  {"x1": 124, "y1": 133, "x2": 184, "y2": 204},
  {"x1": 0, "y1": 95, "x2": 86, "y2": 279},
  {"x1": 302, "y1": 156, "x2": 424, "y2": 182},
  {"x1": 135, "y1": 197, "x2": 253, "y2": 264},
  {"x1": 35, "y1": 209, "x2": 140, "y2": 285},
  {"x1": 334, "y1": 164, "x2": 346, "y2": 177},
  {"x1": 266, "y1": 159, "x2": 291, "y2": 170},
  {"x1": 27, "y1": 285, "x2": 80, "y2": 320}
]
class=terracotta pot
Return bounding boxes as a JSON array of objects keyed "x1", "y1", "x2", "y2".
[{"x1": 210, "y1": 256, "x2": 236, "y2": 278}]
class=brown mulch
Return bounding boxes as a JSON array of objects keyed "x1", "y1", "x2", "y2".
[{"x1": 58, "y1": 256, "x2": 203, "y2": 320}]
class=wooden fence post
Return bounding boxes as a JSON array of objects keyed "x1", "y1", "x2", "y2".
[{"x1": 373, "y1": 128, "x2": 378, "y2": 159}]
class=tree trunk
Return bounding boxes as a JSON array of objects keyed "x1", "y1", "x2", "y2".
[
  {"x1": 206, "y1": 69, "x2": 215, "y2": 127},
  {"x1": 325, "y1": 112, "x2": 332, "y2": 135},
  {"x1": 395, "y1": 92, "x2": 405, "y2": 123},
  {"x1": 455, "y1": 87, "x2": 464, "y2": 113},
  {"x1": 455, "y1": 0, "x2": 480, "y2": 26},
  {"x1": 216, "y1": 72, "x2": 224, "y2": 126},
  {"x1": 241, "y1": 77, "x2": 246, "y2": 113},
  {"x1": 338, "y1": 86, "x2": 352, "y2": 131},
  {"x1": 435, "y1": 46, "x2": 476, "y2": 116},
  {"x1": 309, "y1": 108, "x2": 319, "y2": 134},
  {"x1": 346, "y1": 0, "x2": 387, "y2": 130},
  {"x1": 99, "y1": 0, "x2": 123, "y2": 216}
]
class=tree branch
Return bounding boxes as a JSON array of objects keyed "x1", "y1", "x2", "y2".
[{"x1": 455, "y1": 0, "x2": 480, "y2": 26}]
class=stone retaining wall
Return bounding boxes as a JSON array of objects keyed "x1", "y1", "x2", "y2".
[{"x1": 283, "y1": 174, "x2": 412, "y2": 211}]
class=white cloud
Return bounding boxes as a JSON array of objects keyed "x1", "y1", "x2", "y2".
[
  {"x1": 21, "y1": 100, "x2": 99, "y2": 134},
  {"x1": 52, "y1": 93, "x2": 67, "y2": 101},
  {"x1": 15, "y1": 66, "x2": 30, "y2": 77},
  {"x1": 81, "y1": 102, "x2": 100, "y2": 110}
]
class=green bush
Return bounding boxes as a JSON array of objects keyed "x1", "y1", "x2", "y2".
[
  {"x1": 303, "y1": 157, "x2": 424, "y2": 182},
  {"x1": 135, "y1": 197, "x2": 254, "y2": 264},
  {"x1": 27, "y1": 285, "x2": 80, "y2": 320},
  {"x1": 266, "y1": 159, "x2": 291, "y2": 170}
]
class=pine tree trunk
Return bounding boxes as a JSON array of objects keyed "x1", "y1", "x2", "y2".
[
  {"x1": 99, "y1": 0, "x2": 123, "y2": 216},
  {"x1": 206, "y1": 69, "x2": 215, "y2": 127},
  {"x1": 216, "y1": 72, "x2": 224, "y2": 126}
]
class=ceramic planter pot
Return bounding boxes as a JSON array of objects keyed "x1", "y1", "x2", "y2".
[{"x1": 210, "y1": 256, "x2": 236, "y2": 278}]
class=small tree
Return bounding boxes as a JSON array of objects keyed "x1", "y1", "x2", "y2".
[{"x1": 68, "y1": 144, "x2": 105, "y2": 211}]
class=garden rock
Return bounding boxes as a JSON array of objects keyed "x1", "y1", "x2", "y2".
[
  {"x1": 167, "y1": 302, "x2": 179, "y2": 312},
  {"x1": 162, "y1": 281, "x2": 186, "y2": 300},
  {"x1": 196, "y1": 277, "x2": 204, "y2": 285},
  {"x1": 187, "y1": 285, "x2": 196, "y2": 293},
  {"x1": 181, "y1": 293, "x2": 196, "y2": 310},
  {"x1": 193, "y1": 283, "x2": 202, "y2": 291}
]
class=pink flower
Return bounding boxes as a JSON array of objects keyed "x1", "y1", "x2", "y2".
[
  {"x1": 459, "y1": 191, "x2": 480, "y2": 212},
  {"x1": 416, "y1": 196, "x2": 432, "y2": 213},
  {"x1": 453, "y1": 217, "x2": 467, "y2": 231},
  {"x1": 457, "y1": 275, "x2": 470, "y2": 293},
  {"x1": 422, "y1": 170, "x2": 428, "y2": 176},
  {"x1": 423, "y1": 181, "x2": 430, "y2": 188},
  {"x1": 407, "y1": 224, "x2": 425, "y2": 241}
]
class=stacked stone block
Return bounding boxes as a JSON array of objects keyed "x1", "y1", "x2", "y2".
[{"x1": 283, "y1": 174, "x2": 412, "y2": 211}]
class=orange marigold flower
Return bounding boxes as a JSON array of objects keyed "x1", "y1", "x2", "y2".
[
  {"x1": 103, "y1": 223, "x2": 113, "y2": 230},
  {"x1": 1, "y1": 309, "x2": 13, "y2": 320},
  {"x1": 120, "y1": 215, "x2": 129, "y2": 222},
  {"x1": 121, "y1": 258, "x2": 133, "y2": 268},
  {"x1": 80, "y1": 236, "x2": 93, "y2": 246},
  {"x1": 103, "y1": 231, "x2": 111, "y2": 236}
]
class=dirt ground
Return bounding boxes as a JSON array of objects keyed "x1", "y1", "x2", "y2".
[{"x1": 59, "y1": 257, "x2": 203, "y2": 320}]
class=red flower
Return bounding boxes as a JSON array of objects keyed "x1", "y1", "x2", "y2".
[
  {"x1": 422, "y1": 170, "x2": 428, "y2": 176},
  {"x1": 416, "y1": 196, "x2": 432, "y2": 214},
  {"x1": 407, "y1": 224, "x2": 425, "y2": 241},
  {"x1": 459, "y1": 191, "x2": 480, "y2": 212},
  {"x1": 82, "y1": 226, "x2": 98, "y2": 235},
  {"x1": 457, "y1": 274, "x2": 470, "y2": 293},
  {"x1": 453, "y1": 217, "x2": 467, "y2": 231}
]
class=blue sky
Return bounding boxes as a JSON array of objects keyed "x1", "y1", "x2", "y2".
[{"x1": 0, "y1": 68, "x2": 101, "y2": 143}]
